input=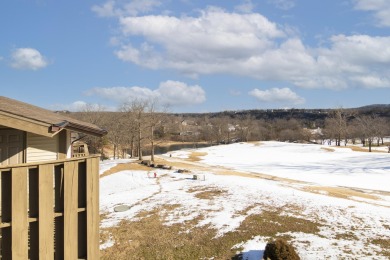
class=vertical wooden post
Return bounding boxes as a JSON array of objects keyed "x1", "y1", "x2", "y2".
[
  {"x1": 0, "y1": 157, "x2": 100, "y2": 259},
  {"x1": 12, "y1": 167, "x2": 28, "y2": 259},
  {"x1": 29, "y1": 168, "x2": 39, "y2": 259},
  {"x1": 86, "y1": 157, "x2": 100, "y2": 259},
  {"x1": 1, "y1": 170, "x2": 12, "y2": 259},
  {"x1": 54, "y1": 165, "x2": 64, "y2": 260},
  {"x1": 64, "y1": 161, "x2": 78, "y2": 260},
  {"x1": 39, "y1": 164, "x2": 54, "y2": 259}
]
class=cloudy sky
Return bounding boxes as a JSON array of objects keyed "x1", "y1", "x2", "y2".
[{"x1": 1, "y1": 0, "x2": 389, "y2": 112}]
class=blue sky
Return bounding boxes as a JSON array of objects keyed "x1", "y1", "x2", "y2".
[{"x1": 1, "y1": 0, "x2": 390, "y2": 113}]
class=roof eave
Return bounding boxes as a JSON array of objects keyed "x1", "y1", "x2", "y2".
[{"x1": 65, "y1": 122, "x2": 107, "y2": 137}]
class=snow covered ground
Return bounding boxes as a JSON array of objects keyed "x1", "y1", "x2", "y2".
[
  {"x1": 100, "y1": 141, "x2": 390, "y2": 259},
  {"x1": 192, "y1": 141, "x2": 390, "y2": 192}
]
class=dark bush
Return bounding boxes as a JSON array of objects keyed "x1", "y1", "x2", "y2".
[{"x1": 263, "y1": 238, "x2": 300, "y2": 260}]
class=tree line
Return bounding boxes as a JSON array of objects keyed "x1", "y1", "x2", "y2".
[{"x1": 66, "y1": 101, "x2": 390, "y2": 160}]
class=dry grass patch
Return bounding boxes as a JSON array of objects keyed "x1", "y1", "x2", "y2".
[
  {"x1": 187, "y1": 151, "x2": 208, "y2": 162},
  {"x1": 212, "y1": 167, "x2": 308, "y2": 186},
  {"x1": 334, "y1": 232, "x2": 358, "y2": 241},
  {"x1": 100, "y1": 162, "x2": 151, "y2": 178},
  {"x1": 154, "y1": 155, "x2": 209, "y2": 172},
  {"x1": 188, "y1": 187, "x2": 227, "y2": 200},
  {"x1": 252, "y1": 141, "x2": 263, "y2": 146},
  {"x1": 101, "y1": 205, "x2": 322, "y2": 260},
  {"x1": 382, "y1": 223, "x2": 390, "y2": 230},
  {"x1": 321, "y1": 147, "x2": 335, "y2": 152},
  {"x1": 238, "y1": 209, "x2": 320, "y2": 237},
  {"x1": 371, "y1": 238, "x2": 390, "y2": 257},
  {"x1": 339, "y1": 145, "x2": 386, "y2": 153},
  {"x1": 156, "y1": 141, "x2": 209, "y2": 147},
  {"x1": 101, "y1": 208, "x2": 235, "y2": 260},
  {"x1": 303, "y1": 186, "x2": 379, "y2": 201}
]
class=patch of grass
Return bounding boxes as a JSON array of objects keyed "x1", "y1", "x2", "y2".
[
  {"x1": 252, "y1": 142, "x2": 263, "y2": 146},
  {"x1": 371, "y1": 238, "x2": 390, "y2": 257},
  {"x1": 303, "y1": 186, "x2": 379, "y2": 201},
  {"x1": 187, "y1": 152, "x2": 208, "y2": 162},
  {"x1": 334, "y1": 232, "x2": 358, "y2": 241},
  {"x1": 101, "y1": 208, "x2": 231, "y2": 260},
  {"x1": 321, "y1": 147, "x2": 335, "y2": 152},
  {"x1": 101, "y1": 206, "x2": 321, "y2": 260},
  {"x1": 341, "y1": 145, "x2": 386, "y2": 153},
  {"x1": 238, "y1": 209, "x2": 320, "y2": 236},
  {"x1": 188, "y1": 187, "x2": 227, "y2": 200},
  {"x1": 100, "y1": 162, "x2": 151, "y2": 177}
]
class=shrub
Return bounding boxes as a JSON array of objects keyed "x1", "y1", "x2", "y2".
[{"x1": 263, "y1": 238, "x2": 300, "y2": 260}]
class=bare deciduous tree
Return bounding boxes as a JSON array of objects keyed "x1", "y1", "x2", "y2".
[
  {"x1": 324, "y1": 108, "x2": 348, "y2": 146},
  {"x1": 120, "y1": 98, "x2": 169, "y2": 162},
  {"x1": 146, "y1": 100, "x2": 169, "y2": 162},
  {"x1": 121, "y1": 99, "x2": 150, "y2": 160},
  {"x1": 355, "y1": 115, "x2": 382, "y2": 152},
  {"x1": 71, "y1": 103, "x2": 108, "y2": 156}
]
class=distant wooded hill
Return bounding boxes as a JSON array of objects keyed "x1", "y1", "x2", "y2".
[
  {"x1": 63, "y1": 104, "x2": 390, "y2": 128},
  {"x1": 61, "y1": 104, "x2": 390, "y2": 158},
  {"x1": 172, "y1": 104, "x2": 390, "y2": 127}
]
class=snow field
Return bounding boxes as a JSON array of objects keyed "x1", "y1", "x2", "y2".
[{"x1": 100, "y1": 141, "x2": 390, "y2": 259}]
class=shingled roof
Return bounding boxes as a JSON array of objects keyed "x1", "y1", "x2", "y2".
[{"x1": 0, "y1": 96, "x2": 107, "y2": 137}]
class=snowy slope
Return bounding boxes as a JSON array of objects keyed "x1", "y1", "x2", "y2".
[
  {"x1": 100, "y1": 141, "x2": 390, "y2": 259},
  {"x1": 181, "y1": 141, "x2": 390, "y2": 192}
]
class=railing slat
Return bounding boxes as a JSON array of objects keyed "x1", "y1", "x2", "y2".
[
  {"x1": 12, "y1": 167, "x2": 29, "y2": 259},
  {"x1": 86, "y1": 157, "x2": 100, "y2": 259},
  {"x1": 39, "y1": 164, "x2": 54, "y2": 260},
  {"x1": 2, "y1": 170, "x2": 12, "y2": 259},
  {"x1": 64, "y1": 161, "x2": 78, "y2": 260},
  {"x1": 0, "y1": 155, "x2": 100, "y2": 259}
]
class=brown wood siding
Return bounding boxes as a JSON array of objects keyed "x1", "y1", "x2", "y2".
[
  {"x1": 0, "y1": 129, "x2": 24, "y2": 166},
  {"x1": 58, "y1": 130, "x2": 69, "y2": 159},
  {"x1": 26, "y1": 133, "x2": 58, "y2": 163}
]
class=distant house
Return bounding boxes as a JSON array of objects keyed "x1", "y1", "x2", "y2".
[
  {"x1": 0, "y1": 96, "x2": 107, "y2": 259},
  {"x1": 181, "y1": 120, "x2": 196, "y2": 126}
]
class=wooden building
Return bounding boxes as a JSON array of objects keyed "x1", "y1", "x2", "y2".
[{"x1": 0, "y1": 96, "x2": 107, "y2": 259}]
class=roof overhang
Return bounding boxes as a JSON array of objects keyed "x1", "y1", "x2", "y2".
[
  {"x1": 0, "y1": 112, "x2": 107, "y2": 137},
  {"x1": 52, "y1": 121, "x2": 108, "y2": 137},
  {"x1": 0, "y1": 112, "x2": 54, "y2": 137}
]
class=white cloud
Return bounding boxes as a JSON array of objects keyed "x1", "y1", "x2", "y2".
[
  {"x1": 302, "y1": 34, "x2": 390, "y2": 89},
  {"x1": 350, "y1": 75, "x2": 390, "y2": 88},
  {"x1": 92, "y1": 0, "x2": 118, "y2": 17},
  {"x1": 100, "y1": 7, "x2": 390, "y2": 90},
  {"x1": 86, "y1": 81, "x2": 206, "y2": 107},
  {"x1": 229, "y1": 89, "x2": 242, "y2": 96},
  {"x1": 354, "y1": 0, "x2": 390, "y2": 27},
  {"x1": 157, "y1": 80, "x2": 206, "y2": 106},
  {"x1": 268, "y1": 0, "x2": 295, "y2": 10},
  {"x1": 116, "y1": 8, "x2": 285, "y2": 74},
  {"x1": 10, "y1": 48, "x2": 48, "y2": 70},
  {"x1": 122, "y1": 0, "x2": 161, "y2": 16},
  {"x1": 235, "y1": 0, "x2": 255, "y2": 13},
  {"x1": 86, "y1": 86, "x2": 157, "y2": 102},
  {"x1": 115, "y1": 42, "x2": 161, "y2": 69},
  {"x1": 49, "y1": 101, "x2": 102, "y2": 112},
  {"x1": 249, "y1": 88, "x2": 305, "y2": 105},
  {"x1": 92, "y1": 0, "x2": 161, "y2": 17}
]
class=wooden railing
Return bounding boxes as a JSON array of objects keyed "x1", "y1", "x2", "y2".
[
  {"x1": 0, "y1": 155, "x2": 100, "y2": 259},
  {"x1": 72, "y1": 153, "x2": 87, "y2": 158}
]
